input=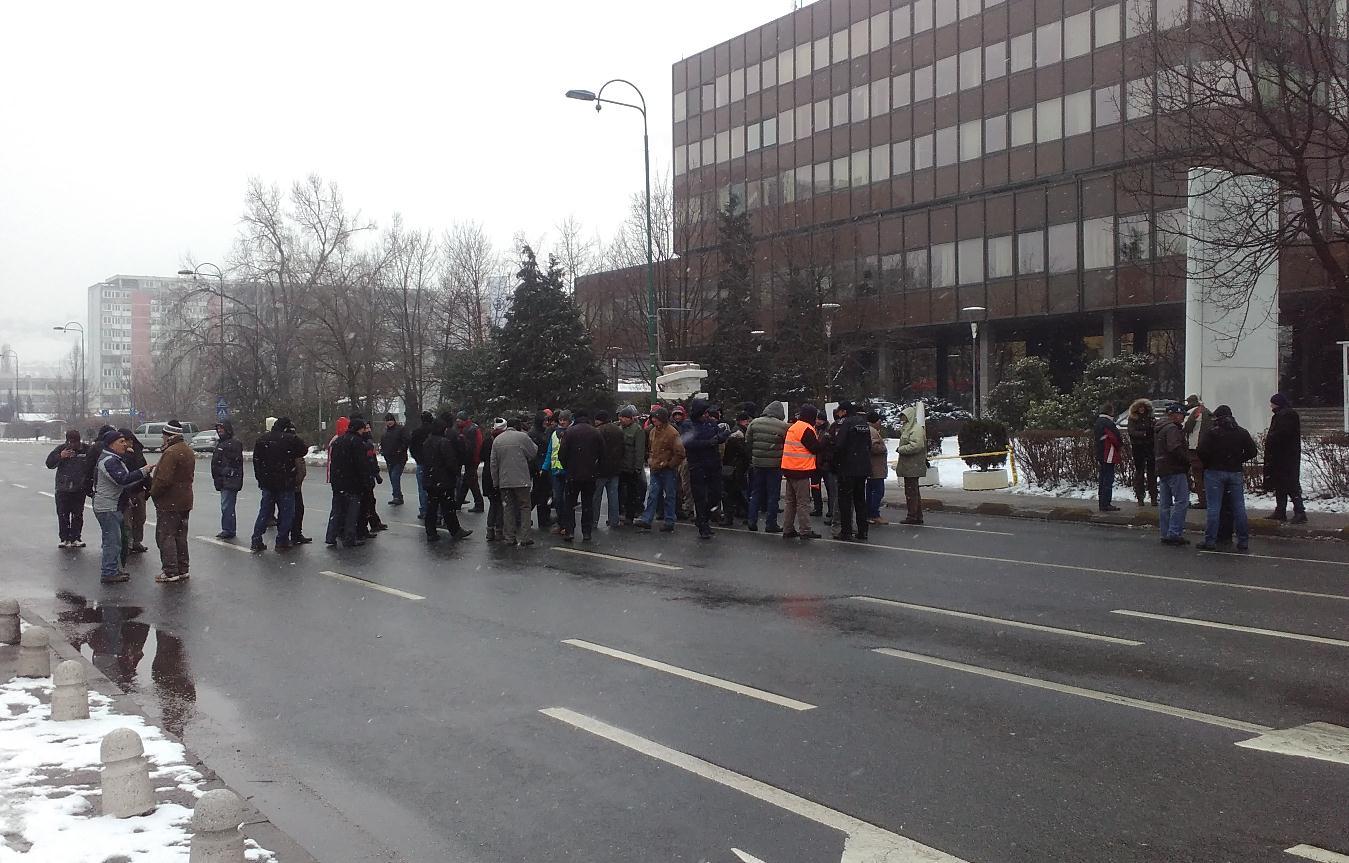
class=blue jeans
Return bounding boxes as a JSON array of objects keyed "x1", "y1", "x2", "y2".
[
  {"x1": 415, "y1": 464, "x2": 428, "y2": 516},
  {"x1": 1098, "y1": 462, "x2": 1116, "y2": 510},
  {"x1": 95, "y1": 510, "x2": 123, "y2": 581},
  {"x1": 219, "y1": 488, "x2": 238, "y2": 536},
  {"x1": 865, "y1": 478, "x2": 885, "y2": 519},
  {"x1": 1158, "y1": 473, "x2": 1190, "y2": 540},
  {"x1": 551, "y1": 474, "x2": 572, "y2": 530},
  {"x1": 594, "y1": 476, "x2": 621, "y2": 528},
  {"x1": 387, "y1": 460, "x2": 406, "y2": 502},
  {"x1": 747, "y1": 467, "x2": 781, "y2": 528},
  {"x1": 1204, "y1": 470, "x2": 1248, "y2": 546},
  {"x1": 642, "y1": 469, "x2": 678, "y2": 525},
  {"x1": 252, "y1": 487, "x2": 295, "y2": 543}
]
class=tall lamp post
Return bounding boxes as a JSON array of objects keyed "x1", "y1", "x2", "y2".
[
  {"x1": 565, "y1": 80, "x2": 659, "y2": 404},
  {"x1": 53, "y1": 321, "x2": 86, "y2": 421},
  {"x1": 961, "y1": 305, "x2": 987, "y2": 418},
  {"x1": 178, "y1": 263, "x2": 227, "y2": 409},
  {"x1": 0, "y1": 349, "x2": 17, "y2": 418},
  {"x1": 820, "y1": 303, "x2": 842, "y2": 401}
]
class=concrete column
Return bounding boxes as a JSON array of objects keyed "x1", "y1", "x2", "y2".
[
  {"x1": 1102, "y1": 311, "x2": 1118, "y2": 359},
  {"x1": 977, "y1": 322, "x2": 993, "y2": 417},
  {"x1": 876, "y1": 341, "x2": 895, "y2": 397}
]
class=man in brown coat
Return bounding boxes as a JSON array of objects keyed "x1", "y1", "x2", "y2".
[
  {"x1": 149, "y1": 420, "x2": 195, "y2": 583},
  {"x1": 636, "y1": 407, "x2": 685, "y2": 532}
]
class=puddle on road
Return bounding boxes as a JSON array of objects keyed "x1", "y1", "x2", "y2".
[{"x1": 51, "y1": 590, "x2": 197, "y2": 738}]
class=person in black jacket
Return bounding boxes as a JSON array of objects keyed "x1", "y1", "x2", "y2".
[
  {"x1": 811, "y1": 413, "x2": 837, "y2": 520},
  {"x1": 1264, "y1": 393, "x2": 1306, "y2": 523},
  {"x1": 1196, "y1": 405, "x2": 1258, "y2": 551},
  {"x1": 380, "y1": 414, "x2": 411, "y2": 506},
  {"x1": 250, "y1": 417, "x2": 307, "y2": 551},
  {"x1": 408, "y1": 411, "x2": 434, "y2": 519},
  {"x1": 681, "y1": 399, "x2": 731, "y2": 539},
  {"x1": 720, "y1": 412, "x2": 752, "y2": 525},
  {"x1": 359, "y1": 423, "x2": 388, "y2": 536},
  {"x1": 326, "y1": 418, "x2": 370, "y2": 547},
  {"x1": 831, "y1": 402, "x2": 873, "y2": 542},
  {"x1": 210, "y1": 420, "x2": 245, "y2": 539},
  {"x1": 423, "y1": 420, "x2": 472, "y2": 542},
  {"x1": 120, "y1": 431, "x2": 151, "y2": 555},
  {"x1": 593, "y1": 412, "x2": 625, "y2": 532},
  {"x1": 483, "y1": 418, "x2": 503, "y2": 541},
  {"x1": 529, "y1": 410, "x2": 557, "y2": 530},
  {"x1": 559, "y1": 410, "x2": 603, "y2": 541},
  {"x1": 46, "y1": 430, "x2": 90, "y2": 547}
]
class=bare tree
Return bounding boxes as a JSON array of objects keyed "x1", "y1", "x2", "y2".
[
  {"x1": 1129, "y1": 0, "x2": 1349, "y2": 351},
  {"x1": 308, "y1": 246, "x2": 387, "y2": 416},
  {"x1": 376, "y1": 215, "x2": 442, "y2": 419},
  {"x1": 442, "y1": 221, "x2": 502, "y2": 351},
  {"x1": 553, "y1": 214, "x2": 602, "y2": 292}
]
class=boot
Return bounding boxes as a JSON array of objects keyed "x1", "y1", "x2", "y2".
[{"x1": 485, "y1": 528, "x2": 497, "y2": 542}]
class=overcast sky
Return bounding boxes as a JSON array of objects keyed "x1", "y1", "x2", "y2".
[{"x1": 0, "y1": 0, "x2": 792, "y2": 369}]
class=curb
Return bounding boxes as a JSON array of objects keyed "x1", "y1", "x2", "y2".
[
  {"x1": 884, "y1": 498, "x2": 1343, "y2": 540},
  {"x1": 16, "y1": 608, "x2": 319, "y2": 863}
]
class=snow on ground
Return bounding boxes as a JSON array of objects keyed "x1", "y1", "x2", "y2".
[{"x1": 0, "y1": 669, "x2": 273, "y2": 862}]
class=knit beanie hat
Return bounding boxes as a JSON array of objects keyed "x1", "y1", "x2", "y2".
[
  {"x1": 163, "y1": 419, "x2": 186, "y2": 437},
  {"x1": 492, "y1": 417, "x2": 508, "y2": 432}
]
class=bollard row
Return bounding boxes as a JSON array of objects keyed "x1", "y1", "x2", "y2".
[{"x1": 1, "y1": 600, "x2": 250, "y2": 860}]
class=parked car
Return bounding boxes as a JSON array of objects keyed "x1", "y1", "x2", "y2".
[
  {"x1": 189, "y1": 428, "x2": 219, "y2": 452},
  {"x1": 134, "y1": 421, "x2": 200, "y2": 452}
]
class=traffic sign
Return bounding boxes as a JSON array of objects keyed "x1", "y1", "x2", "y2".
[{"x1": 215, "y1": 397, "x2": 229, "y2": 421}]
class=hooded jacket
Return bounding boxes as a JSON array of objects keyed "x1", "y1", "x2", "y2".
[
  {"x1": 1126, "y1": 399, "x2": 1155, "y2": 455},
  {"x1": 149, "y1": 436, "x2": 195, "y2": 512},
  {"x1": 680, "y1": 399, "x2": 731, "y2": 472},
  {"x1": 210, "y1": 421, "x2": 245, "y2": 492},
  {"x1": 620, "y1": 419, "x2": 647, "y2": 472},
  {"x1": 893, "y1": 412, "x2": 928, "y2": 478},
  {"x1": 1196, "y1": 410, "x2": 1258, "y2": 473},
  {"x1": 408, "y1": 413, "x2": 434, "y2": 464},
  {"x1": 1092, "y1": 413, "x2": 1123, "y2": 465},
  {"x1": 93, "y1": 449, "x2": 150, "y2": 514},
  {"x1": 380, "y1": 422, "x2": 411, "y2": 462},
  {"x1": 746, "y1": 401, "x2": 789, "y2": 469},
  {"x1": 329, "y1": 424, "x2": 371, "y2": 494},
  {"x1": 1154, "y1": 417, "x2": 1190, "y2": 477},
  {"x1": 253, "y1": 419, "x2": 306, "y2": 492},
  {"x1": 46, "y1": 439, "x2": 91, "y2": 494}
]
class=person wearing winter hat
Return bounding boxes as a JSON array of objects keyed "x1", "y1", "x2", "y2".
[
  {"x1": 617, "y1": 405, "x2": 647, "y2": 525},
  {"x1": 249, "y1": 416, "x2": 306, "y2": 551},
  {"x1": 1196, "y1": 405, "x2": 1258, "y2": 550},
  {"x1": 1264, "y1": 393, "x2": 1306, "y2": 522},
  {"x1": 592, "y1": 411, "x2": 624, "y2": 532},
  {"x1": 490, "y1": 417, "x2": 538, "y2": 545},
  {"x1": 149, "y1": 420, "x2": 195, "y2": 582},
  {"x1": 746, "y1": 401, "x2": 789, "y2": 532},
  {"x1": 636, "y1": 407, "x2": 685, "y2": 531},
  {"x1": 780, "y1": 404, "x2": 823, "y2": 539},
  {"x1": 91, "y1": 430, "x2": 154, "y2": 583},
  {"x1": 455, "y1": 411, "x2": 486, "y2": 513},
  {"x1": 1155, "y1": 403, "x2": 1192, "y2": 545},
  {"x1": 380, "y1": 413, "x2": 411, "y2": 506},
  {"x1": 481, "y1": 418, "x2": 507, "y2": 541},
  {"x1": 408, "y1": 410, "x2": 436, "y2": 518},
  {"x1": 326, "y1": 417, "x2": 371, "y2": 546},
  {"x1": 831, "y1": 402, "x2": 873, "y2": 542},
  {"x1": 46, "y1": 429, "x2": 91, "y2": 548}
]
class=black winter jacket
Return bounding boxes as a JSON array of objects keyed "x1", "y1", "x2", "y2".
[
  {"x1": 409, "y1": 420, "x2": 434, "y2": 463},
  {"x1": 380, "y1": 424, "x2": 411, "y2": 462},
  {"x1": 559, "y1": 423, "x2": 604, "y2": 482},
  {"x1": 253, "y1": 429, "x2": 305, "y2": 492},
  {"x1": 596, "y1": 422, "x2": 625, "y2": 477},
  {"x1": 210, "y1": 422, "x2": 245, "y2": 492},
  {"x1": 1197, "y1": 417, "x2": 1258, "y2": 473},
  {"x1": 833, "y1": 415, "x2": 874, "y2": 478},
  {"x1": 1264, "y1": 407, "x2": 1301, "y2": 481},
  {"x1": 46, "y1": 442, "x2": 91, "y2": 494},
  {"x1": 422, "y1": 429, "x2": 463, "y2": 494},
  {"x1": 329, "y1": 432, "x2": 371, "y2": 494}
]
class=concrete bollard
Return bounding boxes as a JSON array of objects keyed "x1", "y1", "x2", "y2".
[
  {"x1": 0, "y1": 598, "x2": 18, "y2": 644},
  {"x1": 189, "y1": 789, "x2": 247, "y2": 863},
  {"x1": 16, "y1": 627, "x2": 51, "y2": 678},
  {"x1": 51, "y1": 659, "x2": 90, "y2": 721},
  {"x1": 100, "y1": 728, "x2": 155, "y2": 818}
]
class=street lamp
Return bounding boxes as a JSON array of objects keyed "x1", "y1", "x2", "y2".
[
  {"x1": 53, "y1": 321, "x2": 86, "y2": 420},
  {"x1": 820, "y1": 303, "x2": 842, "y2": 401},
  {"x1": 604, "y1": 345, "x2": 623, "y2": 392},
  {"x1": 178, "y1": 263, "x2": 227, "y2": 411},
  {"x1": 961, "y1": 306, "x2": 987, "y2": 418},
  {"x1": 566, "y1": 79, "x2": 659, "y2": 404}
]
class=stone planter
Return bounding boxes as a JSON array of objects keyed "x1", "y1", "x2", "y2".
[
  {"x1": 962, "y1": 468, "x2": 1010, "y2": 491},
  {"x1": 919, "y1": 466, "x2": 940, "y2": 487}
]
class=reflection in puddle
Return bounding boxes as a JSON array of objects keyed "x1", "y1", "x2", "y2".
[{"x1": 52, "y1": 590, "x2": 197, "y2": 737}]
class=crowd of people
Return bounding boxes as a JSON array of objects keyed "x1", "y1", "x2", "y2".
[
  {"x1": 1093, "y1": 392, "x2": 1307, "y2": 551},
  {"x1": 44, "y1": 389, "x2": 1310, "y2": 584}
]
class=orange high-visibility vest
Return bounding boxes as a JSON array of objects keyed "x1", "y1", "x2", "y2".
[{"x1": 780, "y1": 420, "x2": 817, "y2": 472}]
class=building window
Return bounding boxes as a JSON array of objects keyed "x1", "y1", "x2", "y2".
[
  {"x1": 936, "y1": 55, "x2": 957, "y2": 98},
  {"x1": 850, "y1": 151, "x2": 871, "y2": 187},
  {"x1": 987, "y1": 235, "x2": 1014, "y2": 278},
  {"x1": 701, "y1": 137, "x2": 715, "y2": 166},
  {"x1": 936, "y1": 0, "x2": 957, "y2": 27},
  {"x1": 1126, "y1": 0, "x2": 1151, "y2": 37},
  {"x1": 1036, "y1": 21, "x2": 1062, "y2": 66},
  {"x1": 1064, "y1": 11, "x2": 1091, "y2": 59},
  {"x1": 1010, "y1": 32, "x2": 1033, "y2": 73},
  {"x1": 1095, "y1": 85, "x2": 1122, "y2": 126},
  {"x1": 1127, "y1": 77, "x2": 1153, "y2": 118},
  {"x1": 715, "y1": 74, "x2": 729, "y2": 107},
  {"x1": 1118, "y1": 212, "x2": 1151, "y2": 261},
  {"x1": 832, "y1": 29, "x2": 849, "y2": 65},
  {"x1": 958, "y1": 238, "x2": 984, "y2": 284},
  {"x1": 832, "y1": 92, "x2": 851, "y2": 126},
  {"x1": 832, "y1": 156, "x2": 850, "y2": 191},
  {"x1": 674, "y1": 91, "x2": 687, "y2": 122},
  {"x1": 806, "y1": 39, "x2": 823, "y2": 74},
  {"x1": 1011, "y1": 107, "x2": 1034, "y2": 146},
  {"x1": 851, "y1": 20, "x2": 870, "y2": 57},
  {"x1": 931, "y1": 243, "x2": 956, "y2": 287},
  {"x1": 1064, "y1": 90, "x2": 1092, "y2": 136},
  {"x1": 688, "y1": 142, "x2": 702, "y2": 170},
  {"x1": 935, "y1": 126, "x2": 958, "y2": 166},
  {"x1": 746, "y1": 63, "x2": 761, "y2": 96},
  {"x1": 814, "y1": 99, "x2": 831, "y2": 133},
  {"x1": 894, "y1": 140, "x2": 912, "y2": 174},
  {"x1": 777, "y1": 49, "x2": 794, "y2": 84},
  {"x1": 1095, "y1": 4, "x2": 1121, "y2": 47},
  {"x1": 702, "y1": 83, "x2": 714, "y2": 110},
  {"x1": 914, "y1": 65, "x2": 934, "y2": 102},
  {"x1": 1155, "y1": 209, "x2": 1188, "y2": 257},
  {"x1": 913, "y1": 0, "x2": 934, "y2": 33},
  {"x1": 893, "y1": 72, "x2": 912, "y2": 108},
  {"x1": 985, "y1": 41, "x2": 1006, "y2": 81},
  {"x1": 959, "y1": 0, "x2": 981, "y2": 18},
  {"x1": 1036, "y1": 97, "x2": 1063, "y2": 141},
  {"x1": 906, "y1": 248, "x2": 929, "y2": 289},
  {"x1": 871, "y1": 143, "x2": 891, "y2": 179},
  {"x1": 777, "y1": 110, "x2": 793, "y2": 144},
  {"x1": 731, "y1": 125, "x2": 746, "y2": 159},
  {"x1": 1157, "y1": 0, "x2": 1188, "y2": 29},
  {"x1": 716, "y1": 130, "x2": 729, "y2": 162},
  {"x1": 959, "y1": 47, "x2": 982, "y2": 90},
  {"x1": 748, "y1": 123, "x2": 762, "y2": 151},
  {"x1": 959, "y1": 120, "x2": 982, "y2": 160},
  {"x1": 1047, "y1": 223, "x2": 1077, "y2": 273},
  {"x1": 814, "y1": 161, "x2": 832, "y2": 195},
  {"x1": 985, "y1": 114, "x2": 1008, "y2": 151},
  {"x1": 795, "y1": 104, "x2": 812, "y2": 138},
  {"x1": 851, "y1": 84, "x2": 870, "y2": 122},
  {"x1": 871, "y1": 10, "x2": 890, "y2": 46},
  {"x1": 675, "y1": 146, "x2": 688, "y2": 174},
  {"x1": 796, "y1": 165, "x2": 815, "y2": 201},
  {"x1": 1018, "y1": 230, "x2": 1046, "y2": 273},
  {"x1": 731, "y1": 68, "x2": 745, "y2": 102},
  {"x1": 1083, "y1": 217, "x2": 1116, "y2": 268},
  {"x1": 762, "y1": 55, "x2": 777, "y2": 86},
  {"x1": 914, "y1": 134, "x2": 935, "y2": 169},
  {"x1": 870, "y1": 78, "x2": 889, "y2": 115},
  {"x1": 894, "y1": 3, "x2": 912, "y2": 39}
]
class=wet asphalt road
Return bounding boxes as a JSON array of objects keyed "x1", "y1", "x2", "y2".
[{"x1": 2, "y1": 442, "x2": 1348, "y2": 863}]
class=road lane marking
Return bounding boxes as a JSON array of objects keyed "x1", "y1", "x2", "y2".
[
  {"x1": 872, "y1": 648, "x2": 1271, "y2": 734},
  {"x1": 1112, "y1": 610, "x2": 1349, "y2": 648},
  {"x1": 732, "y1": 850, "x2": 770, "y2": 863},
  {"x1": 851, "y1": 596, "x2": 1143, "y2": 646},
  {"x1": 194, "y1": 535, "x2": 253, "y2": 553},
  {"x1": 876, "y1": 522, "x2": 1015, "y2": 537},
  {"x1": 562, "y1": 638, "x2": 815, "y2": 711},
  {"x1": 10, "y1": 483, "x2": 27, "y2": 489},
  {"x1": 540, "y1": 707, "x2": 972, "y2": 863},
  {"x1": 318, "y1": 570, "x2": 424, "y2": 601},
  {"x1": 1287, "y1": 844, "x2": 1349, "y2": 862},
  {"x1": 551, "y1": 546, "x2": 683, "y2": 571},
  {"x1": 1200, "y1": 549, "x2": 1349, "y2": 567},
  {"x1": 39, "y1": 491, "x2": 55, "y2": 498}
]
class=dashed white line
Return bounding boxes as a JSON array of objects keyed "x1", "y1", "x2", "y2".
[
  {"x1": 38, "y1": 491, "x2": 55, "y2": 498},
  {"x1": 10, "y1": 483, "x2": 27, "y2": 489},
  {"x1": 193, "y1": 535, "x2": 253, "y2": 553},
  {"x1": 540, "y1": 707, "x2": 972, "y2": 863},
  {"x1": 551, "y1": 546, "x2": 683, "y2": 571},
  {"x1": 1287, "y1": 844, "x2": 1349, "y2": 862},
  {"x1": 563, "y1": 638, "x2": 815, "y2": 711},
  {"x1": 317, "y1": 570, "x2": 424, "y2": 601},
  {"x1": 851, "y1": 596, "x2": 1142, "y2": 646},
  {"x1": 872, "y1": 648, "x2": 1271, "y2": 734},
  {"x1": 1113, "y1": 610, "x2": 1349, "y2": 648},
  {"x1": 1200, "y1": 549, "x2": 1349, "y2": 567}
]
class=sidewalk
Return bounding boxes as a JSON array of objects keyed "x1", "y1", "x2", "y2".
[
  {"x1": 885, "y1": 485, "x2": 1348, "y2": 541},
  {"x1": 0, "y1": 610, "x2": 316, "y2": 863}
]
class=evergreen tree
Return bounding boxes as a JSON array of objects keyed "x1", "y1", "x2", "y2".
[
  {"x1": 770, "y1": 271, "x2": 828, "y2": 403},
  {"x1": 494, "y1": 245, "x2": 609, "y2": 410},
  {"x1": 704, "y1": 196, "x2": 769, "y2": 405}
]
